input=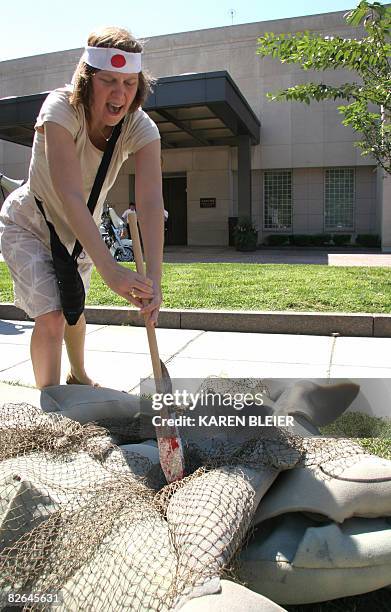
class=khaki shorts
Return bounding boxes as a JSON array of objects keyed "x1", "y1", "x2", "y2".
[{"x1": 0, "y1": 221, "x2": 93, "y2": 319}]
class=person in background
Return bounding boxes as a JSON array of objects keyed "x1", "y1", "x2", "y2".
[
  {"x1": 121, "y1": 202, "x2": 168, "y2": 239},
  {"x1": 121, "y1": 202, "x2": 136, "y2": 239}
]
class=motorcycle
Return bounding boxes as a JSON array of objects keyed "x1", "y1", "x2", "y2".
[{"x1": 99, "y1": 203, "x2": 134, "y2": 262}]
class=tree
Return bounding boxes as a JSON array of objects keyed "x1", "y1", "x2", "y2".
[{"x1": 256, "y1": 1, "x2": 391, "y2": 174}]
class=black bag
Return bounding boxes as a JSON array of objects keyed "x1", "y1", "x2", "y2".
[
  {"x1": 35, "y1": 199, "x2": 85, "y2": 325},
  {"x1": 35, "y1": 119, "x2": 123, "y2": 325}
]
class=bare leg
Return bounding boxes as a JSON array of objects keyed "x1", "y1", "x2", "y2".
[
  {"x1": 64, "y1": 314, "x2": 97, "y2": 385},
  {"x1": 31, "y1": 310, "x2": 65, "y2": 389}
]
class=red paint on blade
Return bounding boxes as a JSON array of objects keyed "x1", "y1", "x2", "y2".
[
  {"x1": 169, "y1": 438, "x2": 179, "y2": 451},
  {"x1": 158, "y1": 436, "x2": 185, "y2": 483}
]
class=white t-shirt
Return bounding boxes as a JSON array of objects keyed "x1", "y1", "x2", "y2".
[{"x1": 0, "y1": 85, "x2": 160, "y2": 254}]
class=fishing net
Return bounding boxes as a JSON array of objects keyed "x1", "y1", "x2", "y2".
[{"x1": 0, "y1": 378, "x2": 368, "y2": 611}]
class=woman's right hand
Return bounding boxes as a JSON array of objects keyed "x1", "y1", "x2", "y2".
[{"x1": 102, "y1": 262, "x2": 154, "y2": 309}]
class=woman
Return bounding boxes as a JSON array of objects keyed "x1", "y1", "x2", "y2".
[{"x1": 0, "y1": 26, "x2": 164, "y2": 389}]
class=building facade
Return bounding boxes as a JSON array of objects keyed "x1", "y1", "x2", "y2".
[{"x1": 0, "y1": 10, "x2": 386, "y2": 248}]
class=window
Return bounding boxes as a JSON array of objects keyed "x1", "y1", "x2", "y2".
[
  {"x1": 264, "y1": 170, "x2": 292, "y2": 230},
  {"x1": 325, "y1": 168, "x2": 354, "y2": 230}
]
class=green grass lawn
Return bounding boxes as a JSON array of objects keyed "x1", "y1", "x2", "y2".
[
  {"x1": 1, "y1": 262, "x2": 391, "y2": 312},
  {"x1": 320, "y1": 412, "x2": 391, "y2": 460}
]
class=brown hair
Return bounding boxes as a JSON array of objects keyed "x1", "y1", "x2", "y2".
[{"x1": 69, "y1": 26, "x2": 155, "y2": 115}]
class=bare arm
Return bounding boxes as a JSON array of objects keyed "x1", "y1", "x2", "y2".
[
  {"x1": 44, "y1": 121, "x2": 153, "y2": 303},
  {"x1": 134, "y1": 138, "x2": 165, "y2": 325}
]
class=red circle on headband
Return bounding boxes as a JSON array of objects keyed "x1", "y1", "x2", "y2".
[{"x1": 111, "y1": 54, "x2": 126, "y2": 68}]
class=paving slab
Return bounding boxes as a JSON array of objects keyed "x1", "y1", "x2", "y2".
[
  {"x1": 83, "y1": 324, "x2": 203, "y2": 355},
  {"x1": 0, "y1": 320, "x2": 34, "y2": 345},
  {"x1": 331, "y1": 337, "x2": 391, "y2": 368},
  {"x1": 164, "y1": 357, "x2": 330, "y2": 380},
  {"x1": 81, "y1": 351, "x2": 156, "y2": 391},
  {"x1": 177, "y1": 332, "x2": 333, "y2": 366},
  {"x1": 0, "y1": 320, "x2": 106, "y2": 346},
  {"x1": 328, "y1": 253, "x2": 391, "y2": 267},
  {"x1": 0, "y1": 354, "x2": 73, "y2": 388},
  {"x1": 329, "y1": 365, "x2": 391, "y2": 379},
  {"x1": 330, "y1": 365, "x2": 391, "y2": 380},
  {"x1": 0, "y1": 360, "x2": 36, "y2": 387},
  {"x1": 0, "y1": 345, "x2": 31, "y2": 373},
  {"x1": 0, "y1": 348, "x2": 156, "y2": 391},
  {"x1": 0, "y1": 381, "x2": 42, "y2": 408}
]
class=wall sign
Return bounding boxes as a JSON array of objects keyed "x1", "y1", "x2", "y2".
[{"x1": 200, "y1": 198, "x2": 216, "y2": 208}]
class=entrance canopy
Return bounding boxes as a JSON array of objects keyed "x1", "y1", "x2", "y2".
[
  {"x1": 0, "y1": 71, "x2": 260, "y2": 148},
  {"x1": 145, "y1": 71, "x2": 260, "y2": 149}
]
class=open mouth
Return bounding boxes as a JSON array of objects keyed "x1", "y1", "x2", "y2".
[{"x1": 107, "y1": 103, "x2": 123, "y2": 115}]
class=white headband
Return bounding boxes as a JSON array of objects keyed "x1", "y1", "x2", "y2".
[{"x1": 81, "y1": 46, "x2": 142, "y2": 73}]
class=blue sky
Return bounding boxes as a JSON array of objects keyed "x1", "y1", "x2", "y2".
[{"x1": 2, "y1": 1, "x2": 370, "y2": 61}]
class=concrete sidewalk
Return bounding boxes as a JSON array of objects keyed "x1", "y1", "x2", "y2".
[
  {"x1": 1, "y1": 319, "x2": 391, "y2": 400},
  {"x1": 2, "y1": 247, "x2": 391, "y2": 266},
  {"x1": 162, "y1": 246, "x2": 391, "y2": 266}
]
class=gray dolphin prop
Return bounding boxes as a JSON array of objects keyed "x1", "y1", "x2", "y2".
[
  {"x1": 268, "y1": 379, "x2": 360, "y2": 436},
  {"x1": 236, "y1": 379, "x2": 391, "y2": 606}
]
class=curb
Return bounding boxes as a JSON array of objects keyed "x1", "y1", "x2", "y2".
[{"x1": 1, "y1": 303, "x2": 391, "y2": 337}]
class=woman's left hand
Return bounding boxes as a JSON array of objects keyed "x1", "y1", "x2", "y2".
[{"x1": 139, "y1": 280, "x2": 162, "y2": 327}]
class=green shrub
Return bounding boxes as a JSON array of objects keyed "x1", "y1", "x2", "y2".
[
  {"x1": 332, "y1": 234, "x2": 352, "y2": 246},
  {"x1": 233, "y1": 217, "x2": 258, "y2": 251},
  {"x1": 290, "y1": 234, "x2": 331, "y2": 246},
  {"x1": 356, "y1": 234, "x2": 381, "y2": 247},
  {"x1": 291, "y1": 234, "x2": 314, "y2": 246},
  {"x1": 312, "y1": 233, "x2": 332, "y2": 246},
  {"x1": 265, "y1": 234, "x2": 291, "y2": 246}
]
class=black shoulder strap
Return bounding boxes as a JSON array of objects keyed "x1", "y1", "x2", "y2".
[
  {"x1": 72, "y1": 118, "x2": 124, "y2": 259},
  {"x1": 35, "y1": 118, "x2": 124, "y2": 261},
  {"x1": 85, "y1": 118, "x2": 124, "y2": 217}
]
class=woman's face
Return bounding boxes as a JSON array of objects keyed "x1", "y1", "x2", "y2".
[{"x1": 90, "y1": 70, "x2": 139, "y2": 127}]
